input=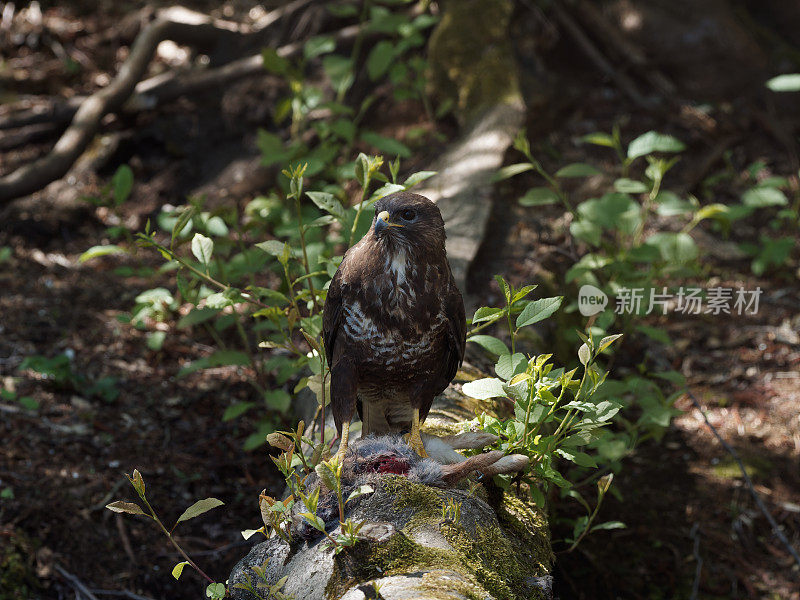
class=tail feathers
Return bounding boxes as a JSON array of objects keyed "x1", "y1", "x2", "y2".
[{"x1": 359, "y1": 399, "x2": 412, "y2": 437}]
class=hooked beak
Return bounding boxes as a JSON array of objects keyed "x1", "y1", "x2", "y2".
[{"x1": 374, "y1": 210, "x2": 402, "y2": 234}]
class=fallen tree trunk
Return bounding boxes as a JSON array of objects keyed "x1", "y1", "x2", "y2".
[{"x1": 229, "y1": 379, "x2": 554, "y2": 600}]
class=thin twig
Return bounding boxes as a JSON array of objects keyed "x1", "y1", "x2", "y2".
[
  {"x1": 549, "y1": 2, "x2": 650, "y2": 108},
  {"x1": 55, "y1": 565, "x2": 100, "y2": 600},
  {"x1": 88, "y1": 590, "x2": 155, "y2": 600},
  {"x1": 689, "y1": 523, "x2": 703, "y2": 600},
  {"x1": 684, "y1": 386, "x2": 800, "y2": 568},
  {"x1": 115, "y1": 514, "x2": 138, "y2": 566}
]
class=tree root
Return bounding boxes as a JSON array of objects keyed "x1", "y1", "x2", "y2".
[{"x1": 0, "y1": 2, "x2": 337, "y2": 204}]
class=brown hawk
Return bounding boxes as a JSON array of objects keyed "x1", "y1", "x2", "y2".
[{"x1": 322, "y1": 191, "x2": 466, "y2": 459}]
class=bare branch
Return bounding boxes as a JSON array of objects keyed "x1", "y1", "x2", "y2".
[{"x1": 0, "y1": 9, "x2": 360, "y2": 204}]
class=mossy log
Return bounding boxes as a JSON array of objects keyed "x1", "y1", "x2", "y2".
[{"x1": 229, "y1": 375, "x2": 554, "y2": 600}]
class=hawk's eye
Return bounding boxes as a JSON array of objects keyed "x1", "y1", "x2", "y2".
[{"x1": 399, "y1": 209, "x2": 416, "y2": 221}]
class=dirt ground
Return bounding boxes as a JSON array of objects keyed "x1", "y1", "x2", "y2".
[{"x1": 1, "y1": 2, "x2": 799, "y2": 600}]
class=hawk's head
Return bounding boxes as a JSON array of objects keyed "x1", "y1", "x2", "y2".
[{"x1": 371, "y1": 192, "x2": 446, "y2": 254}]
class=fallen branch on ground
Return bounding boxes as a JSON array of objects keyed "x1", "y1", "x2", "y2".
[{"x1": 0, "y1": 2, "x2": 341, "y2": 204}]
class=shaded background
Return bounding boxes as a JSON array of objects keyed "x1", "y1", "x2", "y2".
[{"x1": 1, "y1": 1, "x2": 799, "y2": 599}]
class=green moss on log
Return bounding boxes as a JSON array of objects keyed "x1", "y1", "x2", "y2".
[
  {"x1": 427, "y1": 0, "x2": 521, "y2": 122},
  {"x1": 327, "y1": 476, "x2": 550, "y2": 599}
]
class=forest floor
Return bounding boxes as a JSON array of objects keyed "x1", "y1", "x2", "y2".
[{"x1": 1, "y1": 2, "x2": 799, "y2": 600}]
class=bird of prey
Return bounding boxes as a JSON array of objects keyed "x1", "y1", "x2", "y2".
[{"x1": 322, "y1": 192, "x2": 466, "y2": 460}]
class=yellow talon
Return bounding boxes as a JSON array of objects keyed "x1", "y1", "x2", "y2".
[
  {"x1": 405, "y1": 409, "x2": 428, "y2": 457},
  {"x1": 334, "y1": 420, "x2": 350, "y2": 463}
]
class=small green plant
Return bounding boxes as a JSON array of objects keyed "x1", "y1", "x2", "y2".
[
  {"x1": 462, "y1": 276, "x2": 629, "y2": 545},
  {"x1": 0, "y1": 384, "x2": 38, "y2": 412},
  {"x1": 441, "y1": 497, "x2": 462, "y2": 524},
  {"x1": 106, "y1": 469, "x2": 226, "y2": 599},
  {"x1": 17, "y1": 353, "x2": 118, "y2": 402},
  {"x1": 80, "y1": 164, "x2": 137, "y2": 257},
  {"x1": 233, "y1": 558, "x2": 293, "y2": 600},
  {"x1": 263, "y1": 422, "x2": 374, "y2": 555}
]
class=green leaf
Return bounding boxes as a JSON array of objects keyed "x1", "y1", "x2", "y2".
[
  {"x1": 653, "y1": 370, "x2": 686, "y2": 386},
  {"x1": 223, "y1": 402, "x2": 256, "y2": 421},
  {"x1": 346, "y1": 484, "x2": 374, "y2": 504},
  {"x1": 204, "y1": 292, "x2": 233, "y2": 310},
  {"x1": 636, "y1": 325, "x2": 671, "y2": 344},
  {"x1": 131, "y1": 469, "x2": 145, "y2": 497},
  {"x1": 471, "y1": 306, "x2": 505, "y2": 324},
  {"x1": 178, "y1": 350, "x2": 250, "y2": 376},
  {"x1": 645, "y1": 232, "x2": 698, "y2": 263},
  {"x1": 555, "y1": 163, "x2": 601, "y2": 178},
  {"x1": 171, "y1": 205, "x2": 196, "y2": 243},
  {"x1": 191, "y1": 233, "x2": 213, "y2": 265},
  {"x1": 512, "y1": 285, "x2": 538, "y2": 303},
  {"x1": 146, "y1": 331, "x2": 166, "y2": 351},
  {"x1": 206, "y1": 582, "x2": 226, "y2": 599},
  {"x1": 597, "y1": 334, "x2": 623, "y2": 352},
  {"x1": 577, "y1": 193, "x2": 640, "y2": 233},
  {"x1": 403, "y1": 171, "x2": 437, "y2": 187},
  {"x1": 766, "y1": 73, "x2": 800, "y2": 92},
  {"x1": 322, "y1": 55, "x2": 355, "y2": 95},
  {"x1": 105, "y1": 501, "x2": 146, "y2": 516},
  {"x1": 581, "y1": 132, "x2": 616, "y2": 147},
  {"x1": 495, "y1": 352, "x2": 527, "y2": 379},
  {"x1": 307, "y1": 191, "x2": 346, "y2": 220},
  {"x1": 360, "y1": 131, "x2": 411, "y2": 158},
  {"x1": 367, "y1": 40, "x2": 396, "y2": 80},
  {"x1": 172, "y1": 561, "x2": 189, "y2": 580},
  {"x1": 262, "y1": 48, "x2": 289, "y2": 74},
  {"x1": 304, "y1": 35, "x2": 336, "y2": 59},
  {"x1": 330, "y1": 118, "x2": 356, "y2": 142},
  {"x1": 613, "y1": 178, "x2": 648, "y2": 194},
  {"x1": 370, "y1": 183, "x2": 406, "y2": 201},
  {"x1": 176, "y1": 498, "x2": 225, "y2": 525},
  {"x1": 515, "y1": 296, "x2": 563, "y2": 328},
  {"x1": 241, "y1": 528, "x2": 263, "y2": 540},
  {"x1": 263, "y1": 389, "x2": 291, "y2": 413},
  {"x1": 627, "y1": 131, "x2": 686, "y2": 159},
  {"x1": 256, "y1": 130, "x2": 293, "y2": 166},
  {"x1": 654, "y1": 191, "x2": 694, "y2": 216},
  {"x1": 556, "y1": 448, "x2": 597, "y2": 468},
  {"x1": 590, "y1": 521, "x2": 626, "y2": 532},
  {"x1": 204, "y1": 216, "x2": 228, "y2": 237},
  {"x1": 17, "y1": 396, "x2": 39, "y2": 411},
  {"x1": 462, "y1": 377, "x2": 508, "y2": 400},
  {"x1": 495, "y1": 274, "x2": 511, "y2": 302},
  {"x1": 243, "y1": 421, "x2": 274, "y2": 451},
  {"x1": 177, "y1": 307, "x2": 220, "y2": 329},
  {"x1": 467, "y1": 335, "x2": 510, "y2": 357},
  {"x1": 355, "y1": 153, "x2": 369, "y2": 187},
  {"x1": 256, "y1": 240, "x2": 288, "y2": 256},
  {"x1": 79, "y1": 245, "x2": 128, "y2": 263},
  {"x1": 752, "y1": 236, "x2": 794, "y2": 275},
  {"x1": 112, "y1": 165, "x2": 134, "y2": 205},
  {"x1": 519, "y1": 187, "x2": 558, "y2": 206},
  {"x1": 570, "y1": 220, "x2": 601, "y2": 246},
  {"x1": 694, "y1": 203, "x2": 729, "y2": 222},
  {"x1": 578, "y1": 343, "x2": 591, "y2": 366},
  {"x1": 494, "y1": 163, "x2": 533, "y2": 180},
  {"x1": 742, "y1": 186, "x2": 788, "y2": 208},
  {"x1": 597, "y1": 439, "x2": 627, "y2": 461}
]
